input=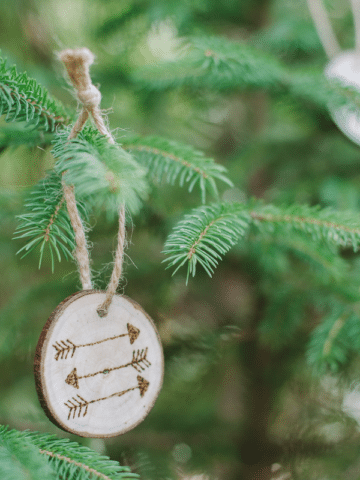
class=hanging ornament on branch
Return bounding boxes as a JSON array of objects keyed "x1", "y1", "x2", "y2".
[
  {"x1": 33, "y1": 48, "x2": 164, "y2": 438},
  {"x1": 307, "y1": 0, "x2": 360, "y2": 145}
]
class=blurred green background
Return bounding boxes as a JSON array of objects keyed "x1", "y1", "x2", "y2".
[{"x1": 2, "y1": 0, "x2": 360, "y2": 479}]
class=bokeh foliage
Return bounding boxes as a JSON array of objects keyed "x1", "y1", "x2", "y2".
[{"x1": 2, "y1": 0, "x2": 360, "y2": 479}]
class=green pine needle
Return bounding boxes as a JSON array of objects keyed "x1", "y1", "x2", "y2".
[
  {"x1": 122, "y1": 134, "x2": 233, "y2": 203},
  {"x1": 53, "y1": 126, "x2": 149, "y2": 216},
  {"x1": 0, "y1": 53, "x2": 72, "y2": 131},
  {"x1": 133, "y1": 36, "x2": 284, "y2": 92},
  {"x1": 306, "y1": 307, "x2": 359, "y2": 373},
  {"x1": 250, "y1": 203, "x2": 360, "y2": 249},
  {"x1": 163, "y1": 203, "x2": 251, "y2": 280},
  {"x1": 164, "y1": 201, "x2": 360, "y2": 278},
  {"x1": 0, "y1": 426, "x2": 138, "y2": 480},
  {"x1": 133, "y1": 35, "x2": 360, "y2": 113},
  {"x1": 14, "y1": 170, "x2": 83, "y2": 271}
]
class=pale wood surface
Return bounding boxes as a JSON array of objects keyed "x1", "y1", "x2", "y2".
[
  {"x1": 34, "y1": 290, "x2": 164, "y2": 438},
  {"x1": 325, "y1": 51, "x2": 360, "y2": 146}
]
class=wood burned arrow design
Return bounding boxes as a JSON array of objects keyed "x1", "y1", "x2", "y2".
[
  {"x1": 64, "y1": 375, "x2": 150, "y2": 420},
  {"x1": 65, "y1": 348, "x2": 151, "y2": 389},
  {"x1": 53, "y1": 323, "x2": 140, "y2": 360}
]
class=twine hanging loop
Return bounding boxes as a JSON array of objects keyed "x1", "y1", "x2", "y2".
[
  {"x1": 59, "y1": 47, "x2": 126, "y2": 317},
  {"x1": 59, "y1": 48, "x2": 101, "y2": 107}
]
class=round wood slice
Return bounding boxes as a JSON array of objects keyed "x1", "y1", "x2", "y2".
[
  {"x1": 34, "y1": 290, "x2": 164, "y2": 438},
  {"x1": 325, "y1": 51, "x2": 360, "y2": 146}
]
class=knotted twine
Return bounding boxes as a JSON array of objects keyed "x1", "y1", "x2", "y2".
[{"x1": 59, "y1": 48, "x2": 126, "y2": 317}]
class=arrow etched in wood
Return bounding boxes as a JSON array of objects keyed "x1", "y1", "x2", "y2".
[
  {"x1": 65, "y1": 348, "x2": 151, "y2": 389},
  {"x1": 52, "y1": 323, "x2": 140, "y2": 360},
  {"x1": 64, "y1": 375, "x2": 150, "y2": 420}
]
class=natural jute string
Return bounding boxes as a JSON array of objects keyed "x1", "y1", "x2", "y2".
[{"x1": 59, "y1": 48, "x2": 126, "y2": 317}]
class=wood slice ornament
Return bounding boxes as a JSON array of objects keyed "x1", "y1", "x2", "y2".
[
  {"x1": 325, "y1": 51, "x2": 360, "y2": 146},
  {"x1": 32, "y1": 49, "x2": 164, "y2": 438},
  {"x1": 34, "y1": 290, "x2": 164, "y2": 438}
]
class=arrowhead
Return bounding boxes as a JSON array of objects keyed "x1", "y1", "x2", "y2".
[
  {"x1": 137, "y1": 375, "x2": 149, "y2": 397},
  {"x1": 65, "y1": 368, "x2": 79, "y2": 389},
  {"x1": 127, "y1": 323, "x2": 140, "y2": 344}
]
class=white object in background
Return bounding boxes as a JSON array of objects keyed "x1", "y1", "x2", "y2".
[{"x1": 325, "y1": 50, "x2": 360, "y2": 145}]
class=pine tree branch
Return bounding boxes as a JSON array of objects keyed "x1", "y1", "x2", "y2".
[
  {"x1": 44, "y1": 195, "x2": 66, "y2": 242},
  {"x1": 40, "y1": 449, "x2": 112, "y2": 480},
  {"x1": 54, "y1": 126, "x2": 149, "y2": 216},
  {"x1": 0, "y1": 54, "x2": 72, "y2": 131},
  {"x1": 133, "y1": 36, "x2": 284, "y2": 92},
  {"x1": 14, "y1": 170, "x2": 83, "y2": 271},
  {"x1": 122, "y1": 134, "x2": 232, "y2": 202},
  {"x1": 306, "y1": 308, "x2": 356, "y2": 373},
  {"x1": 29, "y1": 431, "x2": 138, "y2": 480},
  {"x1": 39, "y1": 449, "x2": 137, "y2": 480},
  {"x1": 0, "y1": 426, "x2": 138, "y2": 480},
  {"x1": 250, "y1": 203, "x2": 360, "y2": 248},
  {"x1": 322, "y1": 316, "x2": 346, "y2": 357},
  {"x1": 133, "y1": 36, "x2": 360, "y2": 113},
  {"x1": 163, "y1": 203, "x2": 251, "y2": 279},
  {"x1": 164, "y1": 201, "x2": 360, "y2": 278}
]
